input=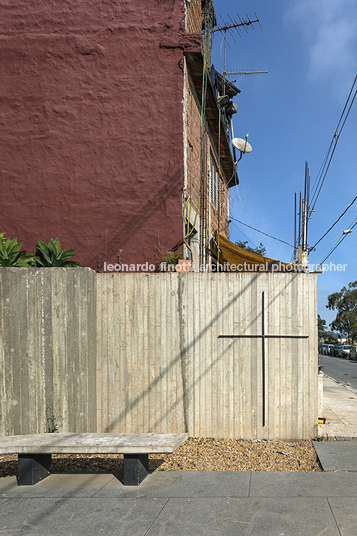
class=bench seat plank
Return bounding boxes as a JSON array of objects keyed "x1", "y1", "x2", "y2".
[
  {"x1": 0, "y1": 433, "x2": 188, "y2": 486},
  {"x1": 0, "y1": 432, "x2": 188, "y2": 455}
]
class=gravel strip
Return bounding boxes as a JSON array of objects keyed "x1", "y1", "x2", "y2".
[{"x1": 0, "y1": 437, "x2": 321, "y2": 477}]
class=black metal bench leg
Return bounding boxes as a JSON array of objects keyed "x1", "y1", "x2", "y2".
[
  {"x1": 18, "y1": 454, "x2": 52, "y2": 486},
  {"x1": 123, "y1": 454, "x2": 149, "y2": 485}
]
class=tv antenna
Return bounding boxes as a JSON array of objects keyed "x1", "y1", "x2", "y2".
[{"x1": 213, "y1": 13, "x2": 267, "y2": 92}]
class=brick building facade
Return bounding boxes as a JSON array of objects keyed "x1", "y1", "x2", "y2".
[
  {"x1": 0, "y1": 0, "x2": 239, "y2": 270},
  {"x1": 184, "y1": 1, "x2": 239, "y2": 269}
]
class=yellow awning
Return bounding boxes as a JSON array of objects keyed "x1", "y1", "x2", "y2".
[{"x1": 215, "y1": 232, "x2": 290, "y2": 272}]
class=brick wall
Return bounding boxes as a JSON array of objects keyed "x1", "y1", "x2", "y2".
[
  {"x1": 209, "y1": 151, "x2": 229, "y2": 239},
  {"x1": 184, "y1": 67, "x2": 230, "y2": 262},
  {"x1": 186, "y1": 0, "x2": 202, "y2": 33},
  {"x1": 185, "y1": 70, "x2": 203, "y2": 212}
]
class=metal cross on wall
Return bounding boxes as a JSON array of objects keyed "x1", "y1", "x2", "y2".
[{"x1": 218, "y1": 291, "x2": 309, "y2": 427}]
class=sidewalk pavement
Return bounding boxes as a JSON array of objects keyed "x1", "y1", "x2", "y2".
[
  {"x1": 1, "y1": 469, "x2": 357, "y2": 536},
  {"x1": 0, "y1": 375, "x2": 357, "y2": 536},
  {"x1": 318, "y1": 373, "x2": 357, "y2": 440}
]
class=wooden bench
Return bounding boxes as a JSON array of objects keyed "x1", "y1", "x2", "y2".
[{"x1": 0, "y1": 432, "x2": 188, "y2": 486}]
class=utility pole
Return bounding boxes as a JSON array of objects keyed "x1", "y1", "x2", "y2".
[{"x1": 296, "y1": 162, "x2": 311, "y2": 268}]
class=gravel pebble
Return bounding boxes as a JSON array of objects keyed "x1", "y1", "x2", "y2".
[{"x1": 0, "y1": 437, "x2": 321, "y2": 477}]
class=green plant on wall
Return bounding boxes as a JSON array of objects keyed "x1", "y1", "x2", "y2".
[
  {"x1": 0, "y1": 237, "x2": 34, "y2": 267},
  {"x1": 34, "y1": 238, "x2": 81, "y2": 267},
  {"x1": 46, "y1": 406, "x2": 60, "y2": 433},
  {"x1": 157, "y1": 251, "x2": 182, "y2": 267}
]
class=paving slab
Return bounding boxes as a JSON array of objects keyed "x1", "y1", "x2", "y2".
[
  {"x1": 328, "y1": 498, "x2": 357, "y2": 536},
  {"x1": 313, "y1": 440, "x2": 357, "y2": 471},
  {"x1": 0, "y1": 474, "x2": 115, "y2": 498},
  {"x1": 318, "y1": 375, "x2": 357, "y2": 439},
  {"x1": 95, "y1": 470, "x2": 251, "y2": 498},
  {"x1": 145, "y1": 497, "x2": 340, "y2": 536},
  {"x1": 0, "y1": 472, "x2": 252, "y2": 499},
  {"x1": 250, "y1": 471, "x2": 357, "y2": 497},
  {"x1": 0, "y1": 477, "x2": 18, "y2": 496},
  {"x1": 1, "y1": 471, "x2": 357, "y2": 535},
  {"x1": 0, "y1": 497, "x2": 167, "y2": 536}
]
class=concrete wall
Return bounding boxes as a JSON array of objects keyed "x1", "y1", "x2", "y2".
[
  {"x1": 97, "y1": 272, "x2": 318, "y2": 440},
  {"x1": 0, "y1": 268, "x2": 96, "y2": 436},
  {"x1": 0, "y1": 269, "x2": 318, "y2": 440}
]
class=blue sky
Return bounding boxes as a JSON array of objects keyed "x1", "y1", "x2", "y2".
[{"x1": 211, "y1": 0, "x2": 357, "y2": 328}]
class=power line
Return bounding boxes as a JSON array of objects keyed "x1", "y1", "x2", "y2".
[
  {"x1": 230, "y1": 217, "x2": 293, "y2": 247},
  {"x1": 309, "y1": 75, "x2": 357, "y2": 211},
  {"x1": 311, "y1": 78, "x2": 357, "y2": 203},
  {"x1": 319, "y1": 216, "x2": 357, "y2": 265},
  {"x1": 230, "y1": 219, "x2": 258, "y2": 248},
  {"x1": 310, "y1": 75, "x2": 357, "y2": 208},
  {"x1": 309, "y1": 196, "x2": 357, "y2": 252}
]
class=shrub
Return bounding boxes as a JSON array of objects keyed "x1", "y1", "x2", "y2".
[
  {"x1": 33, "y1": 238, "x2": 81, "y2": 267},
  {"x1": 0, "y1": 237, "x2": 34, "y2": 267},
  {"x1": 157, "y1": 251, "x2": 182, "y2": 267}
]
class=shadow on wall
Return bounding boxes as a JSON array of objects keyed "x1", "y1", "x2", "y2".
[
  {"x1": 103, "y1": 273, "x2": 314, "y2": 438},
  {"x1": 100, "y1": 168, "x2": 184, "y2": 264}
]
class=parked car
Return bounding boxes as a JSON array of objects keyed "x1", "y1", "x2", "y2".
[
  {"x1": 338, "y1": 345, "x2": 356, "y2": 359},
  {"x1": 332, "y1": 345, "x2": 342, "y2": 356},
  {"x1": 321, "y1": 344, "x2": 335, "y2": 355}
]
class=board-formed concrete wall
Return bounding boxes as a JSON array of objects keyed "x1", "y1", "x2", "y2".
[
  {"x1": 97, "y1": 272, "x2": 318, "y2": 440},
  {"x1": 0, "y1": 268, "x2": 97, "y2": 436},
  {"x1": 0, "y1": 269, "x2": 318, "y2": 440}
]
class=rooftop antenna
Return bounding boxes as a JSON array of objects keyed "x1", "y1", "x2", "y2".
[
  {"x1": 212, "y1": 13, "x2": 267, "y2": 94},
  {"x1": 212, "y1": 12, "x2": 266, "y2": 168}
]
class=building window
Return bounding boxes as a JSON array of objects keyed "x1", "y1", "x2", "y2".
[{"x1": 210, "y1": 154, "x2": 219, "y2": 207}]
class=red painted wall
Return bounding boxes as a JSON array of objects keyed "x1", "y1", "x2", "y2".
[{"x1": 0, "y1": 0, "x2": 192, "y2": 269}]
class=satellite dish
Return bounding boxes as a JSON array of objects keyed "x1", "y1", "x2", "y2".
[{"x1": 232, "y1": 137, "x2": 252, "y2": 154}]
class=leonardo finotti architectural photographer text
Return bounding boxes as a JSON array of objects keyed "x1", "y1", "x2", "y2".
[{"x1": 102, "y1": 261, "x2": 348, "y2": 273}]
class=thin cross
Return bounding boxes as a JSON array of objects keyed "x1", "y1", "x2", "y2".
[{"x1": 218, "y1": 291, "x2": 309, "y2": 427}]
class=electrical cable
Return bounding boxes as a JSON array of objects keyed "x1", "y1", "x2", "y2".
[
  {"x1": 235, "y1": 184, "x2": 246, "y2": 211},
  {"x1": 310, "y1": 139, "x2": 334, "y2": 198},
  {"x1": 309, "y1": 141, "x2": 338, "y2": 210},
  {"x1": 310, "y1": 74, "x2": 356, "y2": 204},
  {"x1": 309, "y1": 196, "x2": 357, "y2": 252},
  {"x1": 310, "y1": 76, "x2": 356, "y2": 207},
  {"x1": 309, "y1": 75, "x2": 357, "y2": 211},
  {"x1": 230, "y1": 220, "x2": 258, "y2": 248},
  {"x1": 334, "y1": 75, "x2": 357, "y2": 132},
  {"x1": 319, "y1": 216, "x2": 357, "y2": 265},
  {"x1": 229, "y1": 217, "x2": 294, "y2": 247}
]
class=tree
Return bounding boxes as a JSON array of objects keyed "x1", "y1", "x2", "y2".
[
  {"x1": 318, "y1": 314, "x2": 328, "y2": 341},
  {"x1": 326, "y1": 281, "x2": 357, "y2": 344},
  {"x1": 235, "y1": 240, "x2": 266, "y2": 257},
  {"x1": 324, "y1": 333, "x2": 339, "y2": 344},
  {"x1": 317, "y1": 317, "x2": 337, "y2": 343}
]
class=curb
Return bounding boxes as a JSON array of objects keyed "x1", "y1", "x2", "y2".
[{"x1": 325, "y1": 436, "x2": 357, "y2": 441}]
